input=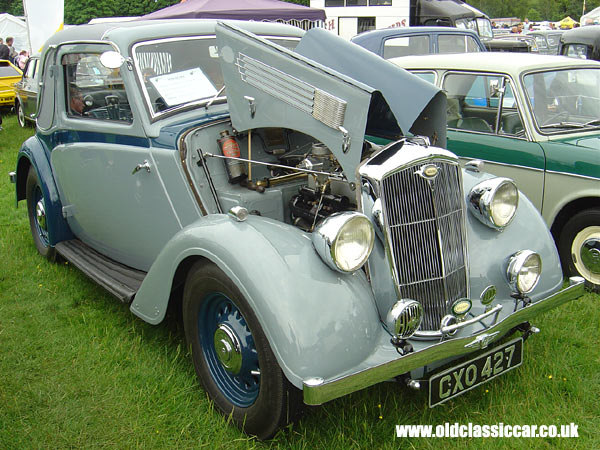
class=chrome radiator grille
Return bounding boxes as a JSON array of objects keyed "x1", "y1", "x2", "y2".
[{"x1": 380, "y1": 160, "x2": 468, "y2": 331}]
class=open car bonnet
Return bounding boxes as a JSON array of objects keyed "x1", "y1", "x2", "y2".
[{"x1": 216, "y1": 22, "x2": 446, "y2": 183}]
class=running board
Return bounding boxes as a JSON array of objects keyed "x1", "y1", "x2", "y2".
[{"x1": 56, "y1": 240, "x2": 146, "y2": 303}]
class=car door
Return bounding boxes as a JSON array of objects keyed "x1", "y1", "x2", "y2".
[
  {"x1": 49, "y1": 48, "x2": 182, "y2": 271},
  {"x1": 442, "y1": 71, "x2": 547, "y2": 210}
]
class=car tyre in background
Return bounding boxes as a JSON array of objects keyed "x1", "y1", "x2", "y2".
[
  {"x1": 183, "y1": 260, "x2": 303, "y2": 439},
  {"x1": 26, "y1": 166, "x2": 56, "y2": 261},
  {"x1": 16, "y1": 101, "x2": 26, "y2": 128},
  {"x1": 559, "y1": 208, "x2": 600, "y2": 292}
]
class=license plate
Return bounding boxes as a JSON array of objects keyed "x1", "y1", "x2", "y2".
[{"x1": 429, "y1": 337, "x2": 523, "y2": 407}]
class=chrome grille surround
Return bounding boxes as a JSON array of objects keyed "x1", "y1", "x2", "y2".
[{"x1": 358, "y1": 141, "x2": 469, "y2": 337}]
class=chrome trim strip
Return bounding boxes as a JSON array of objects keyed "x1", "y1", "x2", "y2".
[
  {"x1": 302, "y1": 278, "x2": 585, "y2": 405},
  {"x1": 458, "y1": 157, "x2": 544, "y2": 173},
  {"x1": 545, "y1": 169, "x2": 600, "y2": 182}
]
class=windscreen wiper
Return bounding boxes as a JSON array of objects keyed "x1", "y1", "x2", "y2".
[{"x1": 539, "y1": 122, "x2": 588, "y2": 130}]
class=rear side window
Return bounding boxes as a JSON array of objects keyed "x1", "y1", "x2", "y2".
[
  {"x1": 411, "y1": 71, "x2": 436, "y2": 85},
  {"x1": 63, "y1": 53, "x2": 133, "y2": 123},
  {"x1": 383, "y1": 35, "x2": 430, "y2": 58},
  {"x1": 0, "y1": 61, "x2": 20, "y2": 76},
  {"x1": 438, "y1": 35, "x2": 482, "y2": 53},
  {"x1": 25, "y1": 59, "x2": 38, "y2": 80},
  {"x1": 564, "y1": 44, "x2": 591, "y2": 59}
]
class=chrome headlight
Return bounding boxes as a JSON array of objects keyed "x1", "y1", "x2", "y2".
[
  {"x1": 468, "y1": 177, "x2": 519, "y2": 230},
  {"x1": 312, "y1": 212, "x2": 375, "y2": 273},
  {"x1": 387, "y1": 299, "x2": 423, "y2": 339},
  {"x1": 507, "y1": 250, "x2": 542, "y2": 294}
]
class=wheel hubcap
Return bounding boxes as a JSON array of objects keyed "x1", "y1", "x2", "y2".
[
  {"x1": 36, "y1": 199, "x2": 47, "y2": 232},
  {"x1": 32, "y1": 186, "x2": 49, "y2": 246},
  {"x1": 571, "y1": 226, "x2": 600, "y2": 285},
  {"x1": 580, "y1": 238, "x2": 600, "y2": 275},
  {"x1": 199, "y1": 293, "x2": 260, "y2": 407},
  {"x1": 214, "y1": 324, "x2": 242, "y2": 374}
]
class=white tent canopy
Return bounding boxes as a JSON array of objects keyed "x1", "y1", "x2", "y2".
[
  {"x1": 0, "y1": 13, "x2": 31, "y2": 53},
  {"x1": 581, "y1": 6, "x2": 600, "y2": 25}
]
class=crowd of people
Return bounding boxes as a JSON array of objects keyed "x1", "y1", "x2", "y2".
[
  {"x1": 0, "y1": 36, "x2": 29, "y2": 69},
  {"x1": 492, "y1": 16, "x2": 598, "y2": 34}
]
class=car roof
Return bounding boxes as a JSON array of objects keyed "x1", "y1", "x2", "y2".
[
  {"x1": 561, "y1": 25, "x2": 600, "y2": 46},
  {"x1": 390, "y1": 51, "x2": 600, "y2": 73},
  {"x1": 527, "y1": 29, "x2": 564, "y2": 36},
  {"x1": 43, "y1": 19, "x2": 305, "y2": 51},
  {"x1": 352, "y1": 26, "x2": 479, "y2": 41}
]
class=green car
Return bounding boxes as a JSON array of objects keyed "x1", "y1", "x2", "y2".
[{"x1": 393, "y1": 53, "x2": 600, "y2": 290}]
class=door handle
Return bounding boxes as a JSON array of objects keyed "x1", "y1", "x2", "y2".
[{"x1": 132, "y1": 160, "x2": 151, "y2": 174}]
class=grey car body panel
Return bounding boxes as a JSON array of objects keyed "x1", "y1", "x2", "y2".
[{"x1": 130, "y1": 214, "x2": 383, "y2": 387}]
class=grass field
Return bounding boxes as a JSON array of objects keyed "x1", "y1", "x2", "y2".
[{"x1": 0, "y1": 112, "x2": 598, "y2": 449}]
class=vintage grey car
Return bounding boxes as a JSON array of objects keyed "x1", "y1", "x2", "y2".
[{"x1": 11, "y1": 20, "x2": 584, "y2": 438}]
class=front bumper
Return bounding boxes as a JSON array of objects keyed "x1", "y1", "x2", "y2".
[{"x1": 302, "y1": 277, "x2": 585, "y2": 405}]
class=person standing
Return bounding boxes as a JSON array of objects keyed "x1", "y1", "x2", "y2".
[
  {"x1": 6, "y1": 37, "x2": 17, "y2": 64},
  {"x1": 17, "y1": 50, "x2": 28, "y2": 69},
  {"x1": 0, "y1": 39, "x2": 9, "y2": 60}
]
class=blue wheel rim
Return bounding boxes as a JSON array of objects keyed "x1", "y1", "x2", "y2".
[
  {"x1": 33, "y1": 186, "x2": 49, "y2": 247},
  {"x1": 198, "y1": 292, "x2": 260, "y2": 408}
]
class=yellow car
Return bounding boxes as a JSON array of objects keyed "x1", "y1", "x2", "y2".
[{"x1": 0, "y1": 59, "x2": 22, "y2": 106}]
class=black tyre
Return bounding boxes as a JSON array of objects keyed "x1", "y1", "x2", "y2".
[
  {"x1": 558, "y1": 209, "x2": 600, "y2": 292},
  {"x1": 182, "y1": 260, "x2": 302, "y2": 439},
  {"x1": 16, "y1": 101, "x2": 26, "y2": 128},
  {"x1": 26, "y1": 166, "x2": 56, "y2": 260}
]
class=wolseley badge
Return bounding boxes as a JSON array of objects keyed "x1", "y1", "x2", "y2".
[{"x1": 416, "y1": 163, "x2": 439, "y2": 180}]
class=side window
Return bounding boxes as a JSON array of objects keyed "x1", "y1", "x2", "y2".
[
  {"x1": 63, "y1": 53, "x2": 133, "y2": 123},
  {"x1": 383, "y1": 35, "x2": 430, "y2": 58},
  {"x1": 438, "y1": 35, "x2": 482, "y2": 53},
  {"x1": 410, "y1": 71, "x2": 436, "y2": 85},
  {"x1": 565, "y1": 44, "x2": 590, "y2": 59},
  {"x1": 498, "y1": 81, "x2": 524, "y2": 136},
  {"x1": 25, "y1": 59, "x2": 37, "y2": 79},
  {"x1": 444, "y1": 73, "x2": 523, "y2": 136}
]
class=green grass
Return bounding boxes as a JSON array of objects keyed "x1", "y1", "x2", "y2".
[{"x1": 0, "y1": 113, "x2": 598, "y2": 449}]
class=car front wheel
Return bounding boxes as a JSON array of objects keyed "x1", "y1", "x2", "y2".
[
  {"x1": 182, "y1": 260, "x2": 302, "y2": 439},
  {"x1": 559, "y1": 209, "x2": 600, "y2": 291},
  {"x1": 26, "y1": 166, "x2": 56, "y2": 260}
]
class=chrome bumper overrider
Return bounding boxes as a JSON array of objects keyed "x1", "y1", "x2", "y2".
[{"x1": 302, "y1": 277, "x2": 585, "y2": 405}]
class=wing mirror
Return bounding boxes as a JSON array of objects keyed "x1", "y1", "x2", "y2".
[{"x1": 100, "y1": 51, "x2": 126, "y2": 69}]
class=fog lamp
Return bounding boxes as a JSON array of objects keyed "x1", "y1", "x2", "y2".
[
  {"x1": 507, "y1": 250, "x2": 542, "y2": 294},
  {"x1": 387, "y1": 299, "x2": 423, "y2": 339}
]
